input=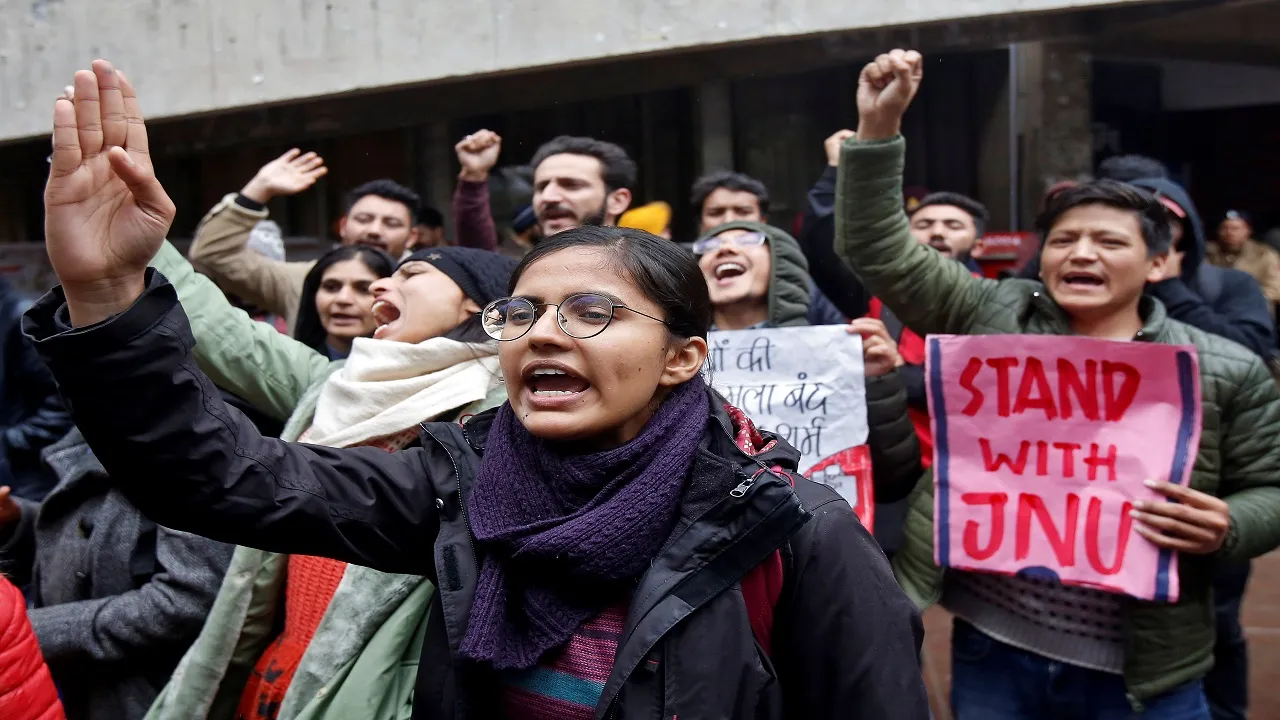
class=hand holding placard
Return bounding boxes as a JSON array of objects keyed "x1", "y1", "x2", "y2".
[
  {"x1": 1132, "y1": 480, "x2": 1230, "y2": 554},
  {"x1": 927, "y1": 334, "x2": 1203, "y2": 603}
]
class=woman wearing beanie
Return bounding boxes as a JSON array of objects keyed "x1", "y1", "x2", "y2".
[
  {"x1": 125, "y1": 240, "x2": 518, "y2": 720},
  {"x1": 29, "y1": 61, "x2": 926, "y2": 720}
]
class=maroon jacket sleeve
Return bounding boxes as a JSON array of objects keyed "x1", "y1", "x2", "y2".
[{"x1": 452, "y1": 179, "x2": 499, "y2": 251}]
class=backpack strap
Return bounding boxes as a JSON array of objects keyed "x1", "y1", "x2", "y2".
[{"x1": 740, "y1": 466, "x2": 797, "y2": 656}]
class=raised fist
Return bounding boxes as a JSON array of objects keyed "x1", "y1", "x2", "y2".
[
  {"x1": 856, "y1": 49, "x2": 924, "y2": 142},
  {"x1": 241, "y1": 149, "x2": 328, "y2": 204},
  {"x1": 456, "y1": 130, "x2": 502, "y2": 182},
  {"x1": 45, "y1": 60, "x2": 176, "y2": 326},
  {"x1": 824, "y1": 129, "x2": 855, "y2": 167}
]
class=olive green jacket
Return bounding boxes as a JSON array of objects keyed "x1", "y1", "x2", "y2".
[{"x1": 835, "y1": 136, "x2": 1280, "y2": 706}]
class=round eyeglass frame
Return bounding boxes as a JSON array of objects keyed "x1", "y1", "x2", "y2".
[{"x1": 481, "y1": 293, "x2": 669, "y2": 342}]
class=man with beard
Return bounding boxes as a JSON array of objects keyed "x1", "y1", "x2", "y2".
[
  {"x1": 907, "y1": 192, "x2": 988, "y2": 264},
  {"x1": 868, "y1": 192, "x2": 987, "y2": 470},
  {"x1": 528, "y1": 136, "x2": 636, "y2": 237},
  {"x1": 798, "y1": 180, "x2": 989, "y2": 557}
]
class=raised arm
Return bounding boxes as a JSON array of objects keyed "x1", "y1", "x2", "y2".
[
  {"x1": 151, "y1": 241, "x2": 331, "y2": 421},
  {"x1": 187, "y1": 149, "x2": 327, "y2": 328},
  {"x1": 797, "y1": 130, "x2": 873, "y2": 320},
  {"x1": 453, "y1": 130, "x2": 501, "y2": 251},
  {"x1": 835, "y1": 50, "x2": 998, "y2": 336},
  {"x1": 29, "y1": 60, "x2": 440, "y2": 574}
]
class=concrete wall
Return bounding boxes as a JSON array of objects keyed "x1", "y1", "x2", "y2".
[
  {"x1": 1, "y1": 0, "x2": 1163, "y2": 142},
  {"x1": 1160, "y1": 59, "x2": 1280, "y2": 111}
]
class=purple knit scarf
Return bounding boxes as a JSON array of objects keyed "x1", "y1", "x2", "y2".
[{"x1": 458, "y1": 375, "x2": 710, "y2": 669}]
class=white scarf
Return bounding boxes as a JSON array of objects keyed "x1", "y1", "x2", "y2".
[{"x1": 304, "y1": 335, "x2": 502, "y2": 449}]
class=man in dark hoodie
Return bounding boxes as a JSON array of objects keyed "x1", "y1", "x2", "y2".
[
  {"x1": 797, "y1": 166, "x2": 990, "y2": 556},
  {"x1": 1133, "y1": 178, "x2": 1271, "y2": 720},
  {"x1": 1132, "y1": 180, "x2": 1275, "y2": 361},
  {"x1": 1022, "y1": 169, "x2": 1273, "y2": 720}
]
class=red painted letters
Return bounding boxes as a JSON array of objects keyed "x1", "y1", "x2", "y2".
[
  {"x1": 959, "y1": 492, "x2": 1131, "y2": 573},
  {"x1": 959, "y1": 356, "x2": 1141, "y2": 422}
]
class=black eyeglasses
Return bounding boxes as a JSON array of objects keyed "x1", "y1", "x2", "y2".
[{"x1": 481, "y1": 293, "x2": 668, "y2": 341}]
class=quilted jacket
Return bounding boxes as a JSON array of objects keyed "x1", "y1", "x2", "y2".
[
  {"x1": 0, "y1": 576, "x2": 64, "y2": 720},
  {"x1": 834, "y1": 136, "x2": 1280, "y2": 707}
]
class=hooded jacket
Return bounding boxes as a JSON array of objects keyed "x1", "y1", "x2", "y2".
[
  {"x1": 702, "y1": 220, "x2": 812, "y2": 328},
  {"x1": 1020, "y1": 179, "x2": 1275, "y2": 360},
  {"x1": 699, "y1": 221, "x2": 923, "y2": 505},
  {"x1": 698, "y1": 221, "x2": 846, "y2": 327},
  {"x1": 24, "y1": 275, "x2": 929, "y2": 720}
]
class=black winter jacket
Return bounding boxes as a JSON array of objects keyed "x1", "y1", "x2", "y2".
[{"x1": 24, "y1": 274, "x2": 929, "y2": 720}]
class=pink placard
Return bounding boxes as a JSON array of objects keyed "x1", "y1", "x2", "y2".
[{"x1": 925, "y1": 334, "x2": 1202, "y2": 602}]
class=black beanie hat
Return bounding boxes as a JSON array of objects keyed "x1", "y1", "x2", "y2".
[{"x1": 401, "y1": 246, "x2": 519, "y2": 307}]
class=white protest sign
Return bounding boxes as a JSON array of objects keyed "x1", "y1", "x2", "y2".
[{"x1": 706, "y1": 326, "x2": 872, "y2": 523}]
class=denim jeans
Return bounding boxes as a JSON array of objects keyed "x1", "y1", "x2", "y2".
[
  {"x1": 950, "y1": 619, "x2": 1211, "y2": 719},
  {"x1": 1205, "y1": 560, "x2": 1251, "y2": 720}
]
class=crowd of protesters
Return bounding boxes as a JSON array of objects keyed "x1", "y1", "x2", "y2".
[{"x1": 0, "y1": 47, "x2": 1277, "y2": 720}]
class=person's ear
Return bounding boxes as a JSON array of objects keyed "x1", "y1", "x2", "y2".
[
  {"x1": 659, "y1": 336, "x2": 708, "y2": 387},
  {"x1": 337, "y1": 215, "x2": 349, "y2": 238},
  {"x1": 606, "y1": 188, "x2": 632, "y2": 223},
  {"x1": 407, "y1": 226, "x2": 424, "y2": 250},
  {"x1": 1145, "y1": 251, "x2": 1170, "y2": 284},
  {"x1": 461, "y1": 297, "x2": 481, "y2": 317}
]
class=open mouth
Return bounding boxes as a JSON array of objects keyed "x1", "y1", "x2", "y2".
[
  {"x1": 523, "y1": 364, "x2": 591, "y2": 398},
  {"x1": 354, "y1": 238, "x2": 388, "y2": 252},
  {"x1": 928, "y1": 240, "x2": 952, "y2": 254},
  {"x1": 713, "y1": 261, "x2": 747, "y2": 283},
  {"x1": 328, "y1": 312, "x2": 364, "y2": 324},
  {"x1": 371, "y1": 300, "x2": 401, "y2": 339},
  {"x1": 540, "y1": 207, "x2": 577, "y2": 224},
  {"x1": 1062, "y1": 271, "x2": 1105, "y2": 288}
]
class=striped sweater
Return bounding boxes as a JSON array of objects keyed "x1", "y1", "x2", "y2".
[{"x1": 499, "y1": 604, "x2": 627, "y2": 719}]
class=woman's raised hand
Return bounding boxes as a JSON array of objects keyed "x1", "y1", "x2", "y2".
[{"x1": 45, "y1": 60, "x2": 175, "y2": 326}]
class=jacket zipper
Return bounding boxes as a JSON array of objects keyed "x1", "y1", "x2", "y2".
[{"x1": 600, "y1": 423, "x2": 784, "y2": 718}]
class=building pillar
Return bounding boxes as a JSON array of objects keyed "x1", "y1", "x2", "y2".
[
  {"x1": 1015, "y1": 41, "x2": 1094, "y2": 229},
  {"x1": 422, "y1": 120, "x2": 455, "y2": 242},
  {"x1": 697, "y1": 81, "x2": 734, "y2": 174}
]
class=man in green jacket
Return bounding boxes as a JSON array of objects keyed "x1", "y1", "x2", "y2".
[{"x1": 837, "y1": 49, "x2": 1280, "y2": 717}]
